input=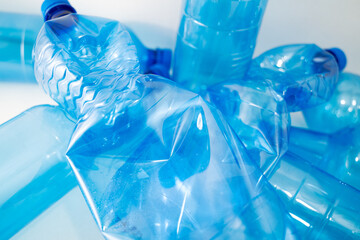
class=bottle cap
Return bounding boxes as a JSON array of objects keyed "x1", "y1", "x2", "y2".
[
  {"x1": 41, "y1": 0, "x2": 76, "y2": 21},
  {"x1": 326, "y1": 47, "x2": 347, "y2": 72}
]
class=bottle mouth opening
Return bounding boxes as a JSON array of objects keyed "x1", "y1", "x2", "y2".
[{"x1": 45, "y1": 5, "x2": 76, "y2": 21}]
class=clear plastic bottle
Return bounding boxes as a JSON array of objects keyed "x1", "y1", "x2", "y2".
[
  {"x1": 303, "y1": 73, "x2": 360, "y2": 134},
  {"x1": 0, "y1": 11, "x2": 171, "y2": 83},
  {"x1": 0, "y1": 105, "x2": 76, "y2": 240},
  {"x1": 288, "y1": 126, "x2": 360, "y2": 191},
  {"x1": 247, "y1": 44, "x2": 347, "y2": 112},
  {"x1": 172, "y1": 0, "x2": 268, "y2": 92},
  {"x1": 268, "y1": 152, "x2": 360, "y2": 239},
  {"x1": 31, "y1": 1, "x2": 299, "y2": 239}
]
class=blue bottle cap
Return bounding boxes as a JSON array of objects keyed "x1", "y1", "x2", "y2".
[
  {"x1": 326, "y1": 48, "x2": 347, "y2": 72},
  {"x1": 41, "y1": 0, "x2": 76, "y2": 21}
]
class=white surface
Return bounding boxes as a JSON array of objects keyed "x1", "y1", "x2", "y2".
[{"x1": 0, "y1": 1, "x2": 359, "y2": 239}]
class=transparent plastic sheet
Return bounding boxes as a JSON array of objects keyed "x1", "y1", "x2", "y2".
[
  {"x1": 248, "y1": 44, "x2": 340, "y2": 112},
  {"x1": 303, "y1": 73, "x2": 360, "y2": 134},
  {"x1": 33, "y1": 13, "x2": 299, "y2": 239}
]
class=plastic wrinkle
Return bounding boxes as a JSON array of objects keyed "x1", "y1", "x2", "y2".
[{"x1": 34, "y1": 13, "x2": 298, "y2": 240}]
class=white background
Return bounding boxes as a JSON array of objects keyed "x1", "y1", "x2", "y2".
[{"x1": 0, "y1": 0, "x2": 359, "y2": 239}]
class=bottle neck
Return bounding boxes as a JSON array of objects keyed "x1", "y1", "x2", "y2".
[{"x1": 42, "y1": 0, "x2": 77, "y2": 21}]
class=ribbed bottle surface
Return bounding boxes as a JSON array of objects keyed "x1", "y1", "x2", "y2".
[
  {"x1": 173, "y1": 0, "x2": 268, "y2": 92},
  {"x1": 34, "y1": 14, "x2": 140, "y2": 119},
  {"x1": 268, "y1": 152, "x2": 360, "y2": 239}
]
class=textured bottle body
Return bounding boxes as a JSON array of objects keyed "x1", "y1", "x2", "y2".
[
  {"x1": 289, "y1": 126, "x2": 360, "y2": 191},
  {"x1": 34, "y1": 13, "x2": 299, "y2": 239},
  {"x1": 173, "y1": 0, "x2": 268, "y2": 92},
  {"x1": 248, "y1": 44, "x2": 340, "y2": 112},
  {"x1": 0, "y1": 12, "x2": 42, "y2": 82},
  {"x1": 34, "y1": 13, "x2": 140, "y2": 119},
  {"x1": 303, "y1": 73, "x2": 360, "y2": 134},
  {"x1": 268, "y1": 152, "x2": 360, "y2": 239},
  {"x1": 0, "y1": 105, "x2": 76, "y2": 239}
]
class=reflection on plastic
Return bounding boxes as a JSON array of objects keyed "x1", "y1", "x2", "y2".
[
  {"x1": 34, "y1": 13, "x2": 299, "y2": 239},
  {"x1": 268, "y1": 152, "x2": 360, "y2": 239},
  {"x1": 303, "y1": 73, "x2": 360, "y2": 134}
]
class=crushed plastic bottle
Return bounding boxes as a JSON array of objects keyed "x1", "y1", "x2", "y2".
[
  {"x1": 205, "y1": 76, "x2": 360, "y2": 238},
  {"x1": 303, "y1": 73, "x2": 360, "y2": 134},
  {"x1": 268, "y1": 152, "x2": 360, "y2": 239},
  {"x1": 0, "y1": 105, "x2": 76, "y2": 240},
  {"x1": 205, "y1": 78, "x2": 289, "y2": 176},
  {"x1": 288, "y1": 126, "x2": 360, "y2": 191},
  {"x1": 0, "y1": 11, "x2": 171, "y2": 83},
  {"x1": 247, "y1": 44, "x2": 346, "y2": 112},
  {"x1": 173, "y1": 0, "x2": 268, "y2": 92},
  {"x1": 31, "y1": 1, "x2": 300, "y2": 239}
]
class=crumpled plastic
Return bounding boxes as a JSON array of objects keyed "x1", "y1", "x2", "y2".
[
  {"x1": 205, "y1": 79, "x2": 289, "y2": 176},
  {"x1": 34, "y1": 13, "x2": 299, "y2": 239}
]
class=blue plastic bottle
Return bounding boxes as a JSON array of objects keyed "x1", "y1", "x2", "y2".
[
  {"x1": 0, "y1": 12, "x2": 42, "y2": 82},
  {"x1": 268, "y1": 152, "x2": 360, "y2": 239},
  {"x1": 173, "y1": 0, "x2": 268, "y2": 92},
  {"x1": 206, "y1": 77, "x2": 360, "y2": 238},
  {"x1": 247, "y1": 44, "x2": 347, "y2": 112},
  {"x1": 288, "y1": 126, "x2": 360, "y2": 191},
  {"x1": 0, "y1": 11, "x2": 171, "y2": 82},
  {"x1": 0, "y1": 105, "x2": 76, "y2": 240},
  {"x1": 31, "y1": 1, "x2": 299, "y2": 239},
  {"x1": 303, "y1": 73, "x2": 360, "y2": 134}
]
